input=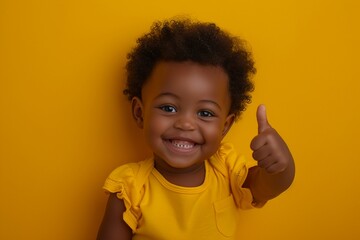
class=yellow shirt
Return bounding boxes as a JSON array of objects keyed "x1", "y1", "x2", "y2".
[{"x1": 103, "y1": 143, "x2": 257, "y2": 239}]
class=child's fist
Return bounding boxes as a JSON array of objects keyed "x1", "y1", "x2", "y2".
[{"x1": 250, "y1": 105, "x2": 293, "y2": 174}]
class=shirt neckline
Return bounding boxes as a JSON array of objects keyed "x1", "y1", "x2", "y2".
[{"x1": 151, "y1": 160, "x2": 210, "y2": 194}]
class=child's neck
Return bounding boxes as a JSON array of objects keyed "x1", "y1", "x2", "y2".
[{"x1": 154, "y1": 160, "x2": 206, "y2": 187}]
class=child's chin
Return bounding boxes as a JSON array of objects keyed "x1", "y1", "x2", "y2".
[{"x1": 166, "y1": 157, "x2": 204, "y2": 170}]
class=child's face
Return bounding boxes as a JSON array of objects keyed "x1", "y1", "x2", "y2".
[{"x1": 132, "y1": 61, "x2": 235, "y2": 171}]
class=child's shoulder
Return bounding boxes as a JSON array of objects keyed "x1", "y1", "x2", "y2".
[
  {"x1": 107, "y1": 158, "x2": 153, "y2": 181},
  {"x1": 210, "y1": 142, "x2": 254, "y2": 174},
  {"x1": 104, "y1": 158, "x2": 153, "y2": 193},
  {"x1": 212, "y1": 142, "x2": 239, "y2": 163}
]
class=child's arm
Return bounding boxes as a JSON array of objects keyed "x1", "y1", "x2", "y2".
[
  {"x1": 243, "y1": 105, "x2": 295, "y2": 205},
  {"x1": 97, "y1": 193, "x2": 133, "y2": 240}
]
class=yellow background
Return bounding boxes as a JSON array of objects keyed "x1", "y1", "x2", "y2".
[{"x1": 1, "y1": 0, "x2": 359, "y2": 239}]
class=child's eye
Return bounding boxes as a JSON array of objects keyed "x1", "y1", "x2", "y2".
[
  {"x1": 159, "y1": 105, "x2": 177, "y2": 113},
  {"x1": 198, "y1": 110, "x2": 214, "y2": 117}
]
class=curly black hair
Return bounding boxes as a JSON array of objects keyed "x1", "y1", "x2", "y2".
[{"x1": 123, "y1": 19, "x2": 256, "y2": 119}]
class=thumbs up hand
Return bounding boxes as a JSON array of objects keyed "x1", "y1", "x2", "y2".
[{"x1": 250, "y1": 105, "x2": 293, "y2": 175}]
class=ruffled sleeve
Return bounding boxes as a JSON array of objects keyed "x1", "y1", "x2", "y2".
[
  {"x1": 103, "y1": 159, "x2": 153, "y2": 232},
  {"x1": 212, "y1": 143, "x2": 260, "y2": 210}
]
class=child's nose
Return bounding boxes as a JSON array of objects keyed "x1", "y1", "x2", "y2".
[{"x1": 173, "y1": 113, "x2": 196, "y2": 131}]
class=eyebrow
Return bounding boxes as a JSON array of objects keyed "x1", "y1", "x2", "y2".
[{"x1": 154, "y1": 92, "x2": 222, "y2": 110}]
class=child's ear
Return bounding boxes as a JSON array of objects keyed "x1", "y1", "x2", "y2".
[
  {"x1": 131, "y1": 97, "x2": 144, "y2": 129},
  {"x1": 222, "y1": 113, "x2": 235, "y2": 137}
]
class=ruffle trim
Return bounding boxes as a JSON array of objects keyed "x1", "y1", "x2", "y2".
[{"x1": 103, "y1": 160, "x2": 153, "y2": 232}]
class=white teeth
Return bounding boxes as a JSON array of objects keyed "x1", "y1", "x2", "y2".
[
  {"x1": 174, "y1": 143, "x2": 192, "y2": 149},
  {"x1": 171, "y1": 140, "x2": 194, "y2": 149}
]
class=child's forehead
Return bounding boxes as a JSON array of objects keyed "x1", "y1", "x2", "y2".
[
  {"x1": 141, "y1": 61, "x2": 230, "y2": 98},
  {"x1": 149, "y1": 61, "x2": 228, "y2": 81}
]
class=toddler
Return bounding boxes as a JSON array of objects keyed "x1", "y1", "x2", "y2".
[{"x1": 97, "y1": 19, "x2": 295, "y2": 240}]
